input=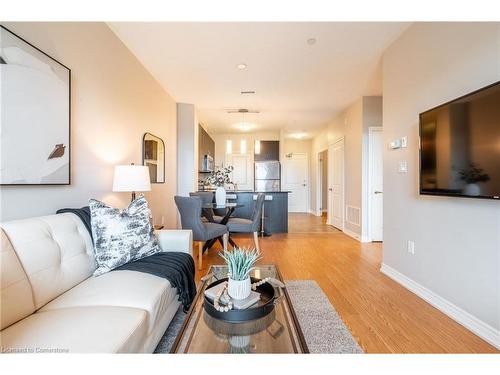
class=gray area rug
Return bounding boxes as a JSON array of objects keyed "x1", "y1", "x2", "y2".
[{"x1": 154, "y1": 280, "x2": 363, "y2": 354}]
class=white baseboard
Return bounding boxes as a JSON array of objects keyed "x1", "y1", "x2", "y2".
[
  {"x1": 343, "y1": 228, "x2": 361, "y2": 241},
  {"x1": 343, "y1": 228, "x2": 373, "y2": 243},
  {"x1": 308, "y1": 209, "x2": 322, "y2": 217},
  {"x1": 380, "y1": 263, "x2": 500, "y2": 349},
  {"x1": 361, "y1": 235, "x2": 371, "y2": 243}
]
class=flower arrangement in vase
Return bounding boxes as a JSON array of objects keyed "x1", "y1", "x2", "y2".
[
  {"x1": 219, "y1": 247, "x2": 261, "y2": 300},
  {"x1": 458, "y1": 163, "x2": 490, "y2": 196},
  {"x1": 205, "y1": 166, "x2": 234, "y2": 205}
]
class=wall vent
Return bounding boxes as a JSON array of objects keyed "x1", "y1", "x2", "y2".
[{"x1": 346, "y1": 206, "x2": 361, "y2": 226}]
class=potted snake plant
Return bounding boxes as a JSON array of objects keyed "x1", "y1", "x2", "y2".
[{"x1": 219, "y1": 247, "x2": 261, "y2": 300}]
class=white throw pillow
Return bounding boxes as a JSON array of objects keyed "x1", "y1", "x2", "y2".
[{"x1": 89, "y1": 195, "x2": 159, "y2": 276}]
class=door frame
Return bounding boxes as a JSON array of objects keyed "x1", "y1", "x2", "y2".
[
  {"x1": 327, "y1": 137, "x2": 345, "y2": 231},
  {"x1": 284, "y1": 152, "x2": 310, "y2": 213},
  {"x1": 367, "y1": 126, "x2": 383, "y2": 242},
  {"x1": 316, "y1": 148, "x2": 328, "y2": 217}
]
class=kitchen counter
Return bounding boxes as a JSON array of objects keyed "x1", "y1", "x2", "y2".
[
  {"x1": 225, "y1": 190, "x2": 291, "y2": 193},
  {"x1": 197, "y1": 190, "x2": 289, "y2": 233}
]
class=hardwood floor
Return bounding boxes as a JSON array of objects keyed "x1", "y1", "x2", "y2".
[
  {"x1": 196, "y1": 214, "x2": 498, "y2": 353},
  {"x1": 288, "y1": 212, "x2": 340, "y2": 233}
]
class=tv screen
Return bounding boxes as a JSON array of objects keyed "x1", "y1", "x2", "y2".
[{"x1": 419, "y1": 81, "x2": 500, "y2": 200}]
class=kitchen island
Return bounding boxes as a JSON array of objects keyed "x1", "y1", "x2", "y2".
[{"x1": 198, "y1": 191, "x2": 290, "y2": 234}]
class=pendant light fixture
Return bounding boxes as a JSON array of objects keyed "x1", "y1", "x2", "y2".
[{"x1": 254, "y1": 140, "x2": 261, "y2": 154}]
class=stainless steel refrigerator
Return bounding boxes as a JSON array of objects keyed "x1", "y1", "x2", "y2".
[{"x1": 254, "y1": 161, "x2": 281, "y2": 192}]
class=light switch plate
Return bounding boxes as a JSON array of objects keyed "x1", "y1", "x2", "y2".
[
  {"x1": 398, "y1": 161, "x2": 408, "y2": 173},
  {"x1": 407, "y1": 240, "x2": 415, "y2": 255},
  {"x1": 401, "y1": 136, "x2": 408, "y2": 148}
]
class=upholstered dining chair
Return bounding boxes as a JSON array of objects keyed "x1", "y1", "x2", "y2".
[
  {"x1": 226, "y1": 193, "x2": 265, "y2": 252},
  {"x1": 175, "y1": 196, "x2": 228, "y2": 270},
  {"x1": 189, "y1": 191, "x2": 222, "y2": 223}
]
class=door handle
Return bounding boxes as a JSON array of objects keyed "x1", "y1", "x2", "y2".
[
  {"x1": 328, "y1": 188, "x2": 333, "y2": 191},
  {"x1": 374, "y1": 191, "x2": 383, "y2": 194}
]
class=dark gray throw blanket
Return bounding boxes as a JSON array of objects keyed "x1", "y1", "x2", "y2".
[
  {"x1": 56, "y1": 206, "x2": 196, "y2": 311},
  {"x1": 57, "y1": 206, "x2": 92, "y2": 240}
]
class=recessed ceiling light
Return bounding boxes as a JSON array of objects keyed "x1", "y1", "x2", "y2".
[
  {"x1": 237, "y1": 63, "x2": 247, "y2": 70},
  {"x1": 241, "y1": 90, "x2": 255, "y2": 94},
  {"x1": 307, "y1": 38, "x2": 316, "y2": 45}
]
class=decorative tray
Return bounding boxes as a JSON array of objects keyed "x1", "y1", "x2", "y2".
[{"x1": 203, "y1": 277, "x2": 279, "y2": 322}]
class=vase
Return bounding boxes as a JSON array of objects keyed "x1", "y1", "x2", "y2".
[
  {"x1": 228, "y1": 335, "x2": 251, "y2": 350},
  {"x1": 227, "y1": 277, "x2": 251, "y2": 300},
  {"x1": 215, "y1": 186, "x2": 226, "y2": 205},
  {"x1": 464, "y1": 183, "x2": 480, "y2": 196}
]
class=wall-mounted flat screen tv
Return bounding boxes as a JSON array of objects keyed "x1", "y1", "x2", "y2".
[{"x1": 419, "y1": 81, "x2": 500, "y2": 200}]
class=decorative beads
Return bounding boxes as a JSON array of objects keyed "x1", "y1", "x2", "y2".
[
  {"x1": 214, "y1": 284, "x2": 233, "y2": 312},
  {"x1": 251, "y1": 277, "x2": 270, "y2": 291}
]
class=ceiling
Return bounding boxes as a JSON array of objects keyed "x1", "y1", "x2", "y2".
[{"x1": 109, "y1": 22, "x2": 409, "y2": 137}]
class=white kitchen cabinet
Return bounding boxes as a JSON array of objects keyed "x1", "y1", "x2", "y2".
[{"x1": 226, "y1": 153, "x2": 253, "y2": 191}]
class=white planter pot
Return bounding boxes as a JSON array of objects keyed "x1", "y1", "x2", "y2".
[
  {"x1": 228, "y1": 277, "x2": 251, "y2": 300},
  {"x1": 215, "y1": 186, "x2": 226, "y2": 205},
  {"x1": 464, "y1": 183, "x2": 480, "y2": 196}
]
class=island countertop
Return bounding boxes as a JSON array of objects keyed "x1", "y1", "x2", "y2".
[
  {"x1": 196, "y1": 190, "x2": 289, "y2": 233},
  {"x1": 198, "y1": 190, "x2": 291, "y2": 193}
]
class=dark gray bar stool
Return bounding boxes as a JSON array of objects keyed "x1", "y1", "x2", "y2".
[{"x1": 226, "y1": 193, "x2": 265, "y2": 251}]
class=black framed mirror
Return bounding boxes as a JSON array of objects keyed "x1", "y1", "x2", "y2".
[{"x1": 142, "y1": 132, "x2": 165, "y2": 183}]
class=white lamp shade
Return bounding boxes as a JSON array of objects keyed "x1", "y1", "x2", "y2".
[{"x1": 112, "y1": 165, "x2": 151, "y2": 192}]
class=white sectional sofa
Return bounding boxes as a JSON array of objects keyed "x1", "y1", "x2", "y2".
[{"x1": 0, "y1": 213, "x2": 192, "y2": 353}]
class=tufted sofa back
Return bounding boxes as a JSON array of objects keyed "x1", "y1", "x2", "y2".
[{"x1": 0, "y1": 213, "x2": 95, "y2": 329}]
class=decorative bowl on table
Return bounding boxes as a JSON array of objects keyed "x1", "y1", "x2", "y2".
[{"x1": 203, "y1": 277, "x2": 280, "y2": 322}]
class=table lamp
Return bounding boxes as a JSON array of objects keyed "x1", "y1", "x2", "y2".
[{"x1": 112, "y1": 164, "x2": 151, "y2": 202}]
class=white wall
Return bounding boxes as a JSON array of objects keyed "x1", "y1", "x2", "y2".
[
  {"x1": 282, "y1": 138, "x2": 312, "y2": 156},
  {"x1": 328, "y1": 99, "x2": 364, "y2": 236},
  {"x1": 176, "y1": 103, "x2": 198, "y2": 196},
  {"x1": 0, "y1": 23, "x2": 178, "y2": 228},
  {"x1": 382, "y1": 22, "x2": 500, "y2": 345},
  {"x1": 311, "y1": 96, "x2": 382, "y2": 238}
]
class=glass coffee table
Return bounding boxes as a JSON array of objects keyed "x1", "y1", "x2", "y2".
[{"x1": 170, "y1": 264, "x2": 309, "y2": 353}]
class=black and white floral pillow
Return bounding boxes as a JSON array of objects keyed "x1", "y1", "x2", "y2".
[{"x1": 89, "y1": 195, "x2": 159, "y2": 276}]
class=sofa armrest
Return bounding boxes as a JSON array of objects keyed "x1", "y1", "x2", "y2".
[{"x1": 155, "y1": 229, "x2": 192, "y2": 255}]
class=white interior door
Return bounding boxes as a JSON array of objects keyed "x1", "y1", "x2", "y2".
[
  {"x1": 369, "y1": 128, "x2": 383, "y2": 241},
  {"x1": 226, "y1": 153, "x2": 253, "y2": 190},
  {"x1": 328, "y1": 139, "x2": 344, "y2": 230},
  {"x1": 284, "y1": 153, "x2": 309, "y2": 212}
]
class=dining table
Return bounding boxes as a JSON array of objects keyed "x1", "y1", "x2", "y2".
[{"x1": 201, "y1": 202, "x2": 243, "y2": 251}]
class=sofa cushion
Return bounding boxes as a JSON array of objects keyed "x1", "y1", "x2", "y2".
[
  {"x1": 0, "y1": 230, "x2": 35, "y2": 330},
  {"x1": 39, "y1": 270, "x2": 178, "y2": 334},
  {"x1": 0, "y1": 306, "x2": 147, "y2": 353},
  {"x1": 0, "y1": 214, "x2": 95, "y2": 310},
  {"x1": 89, "y1": 196, "x2": 160, "y2": 276}
]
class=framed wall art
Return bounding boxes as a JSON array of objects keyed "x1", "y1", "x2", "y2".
[{"x1": 0, "y1": 25, "x2": 71, "y2": 185}]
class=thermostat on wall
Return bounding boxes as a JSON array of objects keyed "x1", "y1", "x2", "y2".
[
  {"x1": 389, "y1": 136, "x2": 408, "y2": 150},
  {"x1": 389, "y1": 139, "x2": 402, "y2": 149}
]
